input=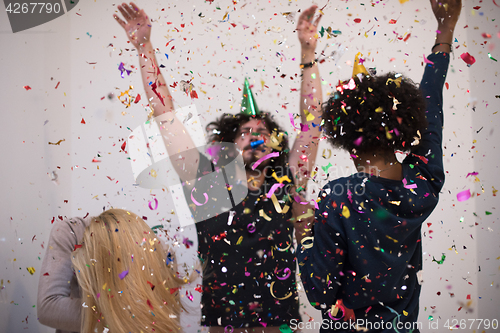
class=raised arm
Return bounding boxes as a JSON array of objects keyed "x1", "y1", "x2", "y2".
[
  {"x1": 290, "y1": 5, "x2": 323, "y2": 242},
  {"x1": 114, "y1": 2, "x2": 200, "y2": 186},
  {"x1": 406, "y1": 0, "x2": 461, "y2": 191},
  {"x1": 289, "y1": 5, "x2": 323, "y2": 189}
]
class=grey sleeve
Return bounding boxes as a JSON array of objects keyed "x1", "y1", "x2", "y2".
[{"x1": 37, "y1": 217, "x2": 90, "y2": 332}]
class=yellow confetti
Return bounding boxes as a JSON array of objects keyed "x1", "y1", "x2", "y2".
[
  {"x1": 303, "y1": 109, "x2": 316, "y2": 122},
  {"x1": 342, "y1": 205, "x2": 350, "y2": 218},
  {"x1": 272, "y1": 172, "x2": 291, "y2": 184},
  {"x1": 386, "y1": 235, "x2": 398, "y2": 243},
  {"x1": 403, "y1": 310, "x2": 408, "y2": 316},
  {"x1": 375, "y1": 107, "x2": 384, "y2": 113},
  {"x1": 399, "y1": 0, "x2": 409, "y2": 3},
  {"x1": 259, "y1": 209, "x2": 272, "y2": 221},
  {"x1": 27, "y1": 267, "x2": 35, "y2": 275},
  {"x1": 236, "y1": 236, "x2": 243, "y2": 245},
  {"x1": 102, "y1": 283, "x2": 107, "y2": 290},
  {"x1": 388, "y1": 201, "x2": 401, "y2": 206},
  {"x1": 150, "y1": 169, "x2": 157, "y2": 178},
  {"x1": 270, "y1": 194, "x2": 289, "y2": 214}
]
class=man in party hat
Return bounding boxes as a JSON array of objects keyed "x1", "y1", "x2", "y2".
[{"x1": 114, "y1": 2, "x2": 323, "y2": 331}]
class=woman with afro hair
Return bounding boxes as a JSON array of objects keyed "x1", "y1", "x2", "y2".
[{"x1": 295, "y1": 0, "x2": 462, "y2": 332}]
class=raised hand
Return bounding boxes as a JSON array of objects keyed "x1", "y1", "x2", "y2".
[
  {"x1": 296, "y1": 5, "x2": 322, "y2": 52},
  {"x1": 430, "y1": 0, "x2": 461, "y2": 53},
  {"x1": 114, "y1": 2, "x2": 151, "y2": 49},
  {"x1": 431, "y1": 0, "x2": 462, "y2": 29}
]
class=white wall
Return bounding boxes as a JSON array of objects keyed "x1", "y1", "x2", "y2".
[{"x1": 0, "y1": 0, "x2": 498, "y2": 332}]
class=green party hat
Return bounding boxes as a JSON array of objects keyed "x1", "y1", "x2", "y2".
[{"x1": 240, "y1": 78, "x2": 260, "y2": 116}]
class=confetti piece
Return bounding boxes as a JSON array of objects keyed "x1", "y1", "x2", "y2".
[
  {"x1": 27, "y1": 267, "x2": 35, "y2": 275},
  {"x1": 48, "y1": 139, "x2": 65, "y2": 145},
  {"x1": 322, "y1": 162, "x2": 332, "y2": 172},
  {"x1": 148, "y1": 198, "x2": 158, "y2": 210},
  {"x1": 270, "y1": 194, "x2": 289, "y2": 214},
  {"x1": 466, "y1": 172, "x2": 478, "y2": 178},
  {"x1": 399, "y1": 0, "x2": 409, "y2": 3},
  {"x1": 74, "y1": 244, "x2": 82, "y2": 251},
  {"x1": 342, "y1": 205, "x2": 350, "y2": 218},
  {"x1": 267, "y1": 183, "x2": 285, "y2": 198},
  {"x1": 251, "y1": 152, "x2": 280, "y2": 170},
  {"x1": 423, "y1": 54, "x2": 435, "y2": 64},
  {"x1": 276, "y1": 268, "x2": 292, "y2": 281},
  {"x1": 259, "y1": 209, "x2": 272, "y2": 221},
  {"x1": 488, "y1": 53, "x2": 498, "y2": 62},
  {"x1": 460, "y1": 52, "x2": 476, "y2": 66},
  {"x1": 118, "y1": 270, "x2": 129, "y2": 279},
  {"x1": 23, "y1": 85, "x2": 32, "y2": 90},
  {"x1": 295, "y1": 209, "x2": 314, "y2": 221},
  {"x1": 402, "y1": 178, "x2": 417, "y2": 189},
  {"x1": 354, "y1": 18, "x2": 361, "y2": 23},
  {"x1": 271, "y1": 172, "x2": 291, "y2": 184},
  {"x1": 191, "y1": 187, "x2": 208, "y2": 206},
  {"x1": 118, "y1": 62, "x2": 132, "y2": 78},
  {"x1": 432, "y1": 254, "x2": 446, "y2": 264},
  {"x1": 457, "y1": 189, "x2": 471, "y2": 202},
  {"x1": 81, "y1": 118, "x2": 86, "y2": 124},
  {"x1": 183, "y1": 237, "x2": 194, "y2": 249}
]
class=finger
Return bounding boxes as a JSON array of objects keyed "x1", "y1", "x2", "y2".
[
  {"x1": 117, "y1": 4, "x2": 132, "y2": 21},
  {"x1": 113, "y1": 14, "x2": 127, "y2": 28},
  {"x1": 298, "y1": 5, "x2": 317, "y2": 23},
  {"x1": 123, "y1": 2, "x2": 138, "y2": 18},
  {"x1": 313, "y1": 14, "x2": 322, "y2": 27},
  {"x1": 129, "y1": 1, "x2": 140, "y2": 12}
]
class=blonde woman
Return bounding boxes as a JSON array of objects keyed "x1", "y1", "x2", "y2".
[{"x1": 71, "y1": 209, "x2": 189, "y2": 332}]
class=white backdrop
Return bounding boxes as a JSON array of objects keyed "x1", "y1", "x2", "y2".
[{"x1": 1, "y1": 0, "x2": 499, "y2": 332}]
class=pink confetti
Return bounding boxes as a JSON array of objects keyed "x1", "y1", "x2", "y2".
[
  {"x1": 148, "y1": 197, "x2": 158, "y2": 210},
  {"x1": 457, "y1": 189, "x2": 471, "y2": 202},
  {"x1": 402, "y1": 178, "x2": 417, "y2": 189},
  {"x1": 300, "y1": 123, "x2": 309, "y2": 132},
  {"x1": 353, "y1": 136, "x2": 363, "y2": 146},
  {"x1": 466, "y1": 172, "x2": 478, "y2": 178},
  {"x1": 288, "y1": 113, "x2": 300, "y2": 130},
  {"x1": 423, "y1": 54, "x2": 435, "y2": 64},
  {"x1": 251, "y1": 152, "x2": 280, "y2": 170},
  {"x1": 460, "y1": 52, "x2": 476, "y2": 66},
  {"x1": 191, "y1": 187, "x2": 209, "y2": 206},
  {"x1": 267, "y1": 183, "x2": 285, "y2": 198},
  {"x1": 276, "y1": 268, "x2": 291, "y2": 280}
]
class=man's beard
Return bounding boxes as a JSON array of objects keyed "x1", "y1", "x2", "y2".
[{"x1": 243, "y1": 150, "x2": 269, "y2": 172}]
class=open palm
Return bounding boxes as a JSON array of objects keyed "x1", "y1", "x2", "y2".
[
  {"x1": 114, "y1": 2, "x2": 151, "y2": 48},
  {"x1": 297, "y1": 5, "x2": 322, "y2": 52}
]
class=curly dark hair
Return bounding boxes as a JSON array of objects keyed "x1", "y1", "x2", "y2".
[
  {"x1": 322, "y1": 73, "x2": 428, "y2": 154},
  {"x1": 206, "y1": 112, "x2": 289, "y2": 171}
]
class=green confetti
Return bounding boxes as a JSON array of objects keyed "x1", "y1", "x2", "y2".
[
  {"x1": 280, "y1": 324, "x2": 293, "y2": 333},
  {"x1": 319, "y1": 26, "x2": 325, "y2": 37},
  {"x1": 322, "y1": 162, "x2": 332, "y2": 173},
  {"x1": 432, "y1": 253, "x2": 446, "y2": 264},
  {"x1": 485, "y1": 211, "x2": 492, "y2": 215},
  {"x1": 488, "y1": 53, "x2": 498, "y2": 62}
]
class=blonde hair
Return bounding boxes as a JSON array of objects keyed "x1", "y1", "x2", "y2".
[{"x1": 72, "y1": 209, "x2": 187, "y2": 333}]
